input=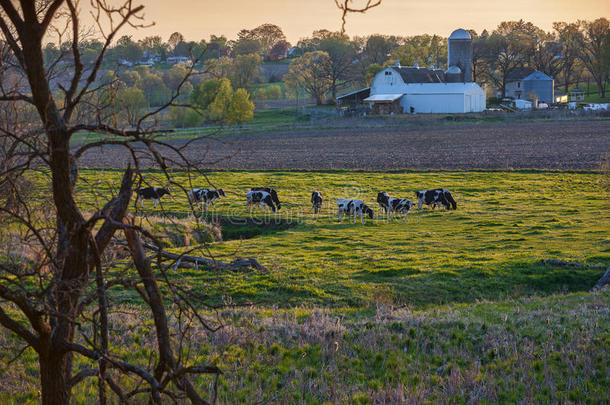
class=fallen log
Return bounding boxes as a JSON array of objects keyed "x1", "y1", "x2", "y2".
[
  {"x1": 141, "y1": 241, "x2": 268, "y2": 273},
  {"x1": 591, "y1": 267, "x2": 610, "y2": 291}
]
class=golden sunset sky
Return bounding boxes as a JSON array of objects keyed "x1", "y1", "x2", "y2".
[{"x1": 115, "y1": 0, "x2": 609, "y2": 42}]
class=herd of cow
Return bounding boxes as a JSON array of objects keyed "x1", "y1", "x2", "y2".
[{"x1": 136, "y1": 186, "x2": 457, "y2": 224}]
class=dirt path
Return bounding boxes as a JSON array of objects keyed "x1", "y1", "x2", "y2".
[{"x1": 77, "y1": 120, "x2": 610, "y2": 170}]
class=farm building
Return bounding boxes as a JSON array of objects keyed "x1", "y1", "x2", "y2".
[
  {"x1": 354, "y1": 28, "x2": 486, "y2": 114},
  {"x1": 505, "y1": 68, "x2": 554, "y2": 104}
]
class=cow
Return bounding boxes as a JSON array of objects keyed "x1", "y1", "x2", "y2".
[
  {"x1": 247, "y1": 190, "x2": 277, "y2": 213},
  {"x1": 251, "y1": 187, "x2": 281, "y2": 210},
  {"x1": 189, "y1": 188, "x2": 225, "y2": 211},
  {"x1": 337, "y1": 199, "x2": 374, "y2": 224},
  {"x1": 415, "y1": 189, "x2": 457, "y2": 210},
  {"x1": 377, "y1": 192, "x2": 413, "y2": 221},
  {"x1": 137, "y1": 186, "x2": 170, "y2": 208},
  {"x1": 311, "y1": 191, "x2": 323, "y2": 214}
]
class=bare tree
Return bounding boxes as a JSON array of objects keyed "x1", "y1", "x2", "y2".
[
  {"x1": 334, "y1": 0, "x2": 382, "y2": 36},
  {"x1": 577, "y1": 18, "x2": 609, "y2": 98},
  {"x1": 0, "y1": 1, "x2": 256, "y2": 404}
]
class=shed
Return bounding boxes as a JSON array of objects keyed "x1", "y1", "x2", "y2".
[
  {"x1": 363, "y1": 93, "x2": 404, "y2": 114},
  {"x1": 336, "y1": 87, "x2": 370, "y2": 107},
  {"x1": 569, "y1": 88, "x2": 584, "y2": 101}
]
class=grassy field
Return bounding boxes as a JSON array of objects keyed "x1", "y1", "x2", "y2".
[
  {"x1": 73, "y1": 169, "x2": 609, "y2": 308},
  {"x1": 3, "y1": 168, "x2": 608, "y2": 403}
]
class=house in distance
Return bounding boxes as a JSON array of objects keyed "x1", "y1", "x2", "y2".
[
  {"x1": 353, "y1": 29, "x2": 487, "y2": 114},
  {"x1": 504, "y1": 67, "x2": 554, "y2": 104}
]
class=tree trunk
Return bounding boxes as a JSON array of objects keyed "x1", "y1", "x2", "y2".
[{"x1": 40, "y1": 343, "x2": 73, "y2": 405}]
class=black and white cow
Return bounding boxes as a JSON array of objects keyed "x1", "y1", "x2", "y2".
[
  {"x1": 311, "y1": 191, "x2": 323, "y2": 214},
  {"x1": 247, "y1": 190, "x2": 277, "y2": 213},
  {"x1": 137, "y1": 187, "x2": 170, "y2": 208},
  {"x1": 337, "y1": 199, "x2": 374, "y2": 224},
  {"x1": 251, "y1": 187, "x2": 281, "y2": 210},
  {"x1": 415, "y1": 189, "x2": 457, "y2": 210},
  {"x1": 189, "y1": 188, "x2": 225, "y2": 211},
  {"x1": 377, "y1": 192, "x2": 413, "y2": 221}
]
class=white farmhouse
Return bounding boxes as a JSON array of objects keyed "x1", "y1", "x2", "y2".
[{"x1": 362, "y1": 29, "x2": 486, "y2": 114}]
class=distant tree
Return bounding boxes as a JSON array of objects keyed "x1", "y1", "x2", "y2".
[
  {"x1": 230, "y1": 53, "x2": 262, "y2": 89},
  {"x1": 163, "y1": 63, "x2": 189, "y2": 91},
  {"x1": 471, "y1": 29, "x2": 490, "y2": 83},
  {"x1": 138, "y1": 35, "x2": 165, "y2": 58},
  {"x1": 231, "y1": 38, "x2": 262, "y2": 56},
  {"x1": 530, "y1": 33, "x2": 562, "y2": 79},
  {"x1": 191, "y1": 78, "x2": 253, "y2": 123},
  {"x1": 168, "y1": 31, "x2": 184, "y2": 49},
  {"x1": 577, "y1": 18, "x2": 610, "y2": 98},
  {"x1": 207, "y1": 79, "x2": 233, "y2": 122},
  {"x1": 135, "y1": 67, "x2": 170, "y2": 106},
  {"x1": 554, "y1": 21, "x2": 583, "y2": 92},
  {"x1": 392, "y1": 34, "x2": 447, "y2": 69},
  {"x1": 318, "y1": 37, "x2": 357, "y2": 100},
  {"x1": 119, "y1": 70, "x2": 141, "y2": 87},
  {"x1": 113, "y1": 35, "x2": 143, "y2": 63},
  {"x1": 226, "y1": 88, "x2": 255, "y2": 124},
  {"x1": 285, "y1": 51, "x2": 333, "y2": 105},
  {"x1": 167, "y1": 106, "x2": 203, "y2": 127},
  {"x1": 115, "y1": 87, "x2": 148, "y2": 126},
  {"x1": 208, "y1": 56, "x2": 235, "y2": 79},
  {"x1": 484, "y1": 20, "x2": 544, "y2": 97},
  {"x1": 80, "y1": 39, "x2": 103, "y2": 65},
  {"x1": 269, "y1": 40, "x2": 290, "y2": 61},
  {"x1": 365, "y1": 63, "x2": 383, "y2": 85},
  {"x1": 249, "y1": 24, "x2": 287, "y2": 58},
  {"x1": 363, "y1": 35, "x2": 397, "y2": 65}
]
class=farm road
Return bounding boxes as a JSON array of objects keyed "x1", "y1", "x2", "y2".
[{"x1": 78, "y1": 120, "x2": 610, "y2": 170}]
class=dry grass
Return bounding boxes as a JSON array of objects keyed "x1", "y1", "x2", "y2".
[{"x1": 1, "y1": 290, "x2": 607, "y2": 404}]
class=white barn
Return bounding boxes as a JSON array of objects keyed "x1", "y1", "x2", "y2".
[
  {"x1": 358, "y1": 28, "x2": 486, "y2": 114},
  {"x1": 367, "y1": 67, "x2": 486, "y2": 114}
]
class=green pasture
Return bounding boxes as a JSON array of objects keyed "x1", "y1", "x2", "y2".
[{"x1": 73, "y1": 169, "x2": 609, "y2": 308}]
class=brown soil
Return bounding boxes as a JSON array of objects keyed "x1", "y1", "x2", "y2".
[{"x1": 77, "y1": 120, "x2": 610, "y2": 170}]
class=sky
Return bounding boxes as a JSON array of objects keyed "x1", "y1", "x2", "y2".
[{"x1": 104, "y1": 0, "x2": 609, "y2": 43}]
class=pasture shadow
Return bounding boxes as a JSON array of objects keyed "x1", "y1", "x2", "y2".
[
  {"x1": 217, "y1": 216, "x2": 299, "y2": 240},
  {"x1": 353, "y1": 261, "x2": 608, "y2": 308}
]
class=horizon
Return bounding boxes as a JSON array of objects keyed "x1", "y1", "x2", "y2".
[{"x1": 96, "y1": 0, "x2": 610, "y2": 43}]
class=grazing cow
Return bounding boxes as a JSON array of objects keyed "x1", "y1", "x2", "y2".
[
  {"x1": 377, "y1": 192, "x2": 413, "y2": 221},
  {"x1": 251, "y1": 187, "x2": 281, "y2": 210},
  {"x1": 137, "y1": 187, "x2": 170, "y2": 208},
  {"x1": 337, "y1": 199, "x2": 374, "y2": 224},
  {"x1": 415, "y1": 189, "x2": 457, "y2": 210},
  {"x1": 247, "y1": 190, "x2": 277, "y2": 213},
  {"x1": 311, "y1": 191, "x2": 323, "y2": 214},
  {"x1": 189, "y1": 188, "x2": 225, "y2": 211}
]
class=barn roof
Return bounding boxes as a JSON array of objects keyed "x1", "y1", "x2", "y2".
[
  {"x1": 505, "y1": 67, "x2": 536, "y2": 81},
  {"x1": 390, "y1": 67, "x2": 443, "y2": 84}
]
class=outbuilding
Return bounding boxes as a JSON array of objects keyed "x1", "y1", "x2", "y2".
[{"x1": 505, "y1": 68, "x2": 554, "y2": 104}]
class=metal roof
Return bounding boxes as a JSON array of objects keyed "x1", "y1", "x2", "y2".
[
  {"x1": 390, "y1": 67, "x2": 443, "y2": 83},
  {"x1": 505, "y1": 67, "x2": 536, "y2": 81},
  {"x1": 449, "y1": 29, "x2": 471, "y2": 40},
  {"x1": 336, "y1": 87, "x2": 370, "y2": 100},
  {"x1": 364, "y1": 94, "x2": 405, "y2": 102},
  {"x1": 523, "y1": 71, "x2": 553, "y2": 81}
]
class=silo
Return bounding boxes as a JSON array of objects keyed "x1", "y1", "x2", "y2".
[{"x1": 448, "y1": 28, "x2": 472, "y2": 82}]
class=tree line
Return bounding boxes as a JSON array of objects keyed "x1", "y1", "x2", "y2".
[{"x1": 37, "y1": 18, "x2": 610, "y2": 126}]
